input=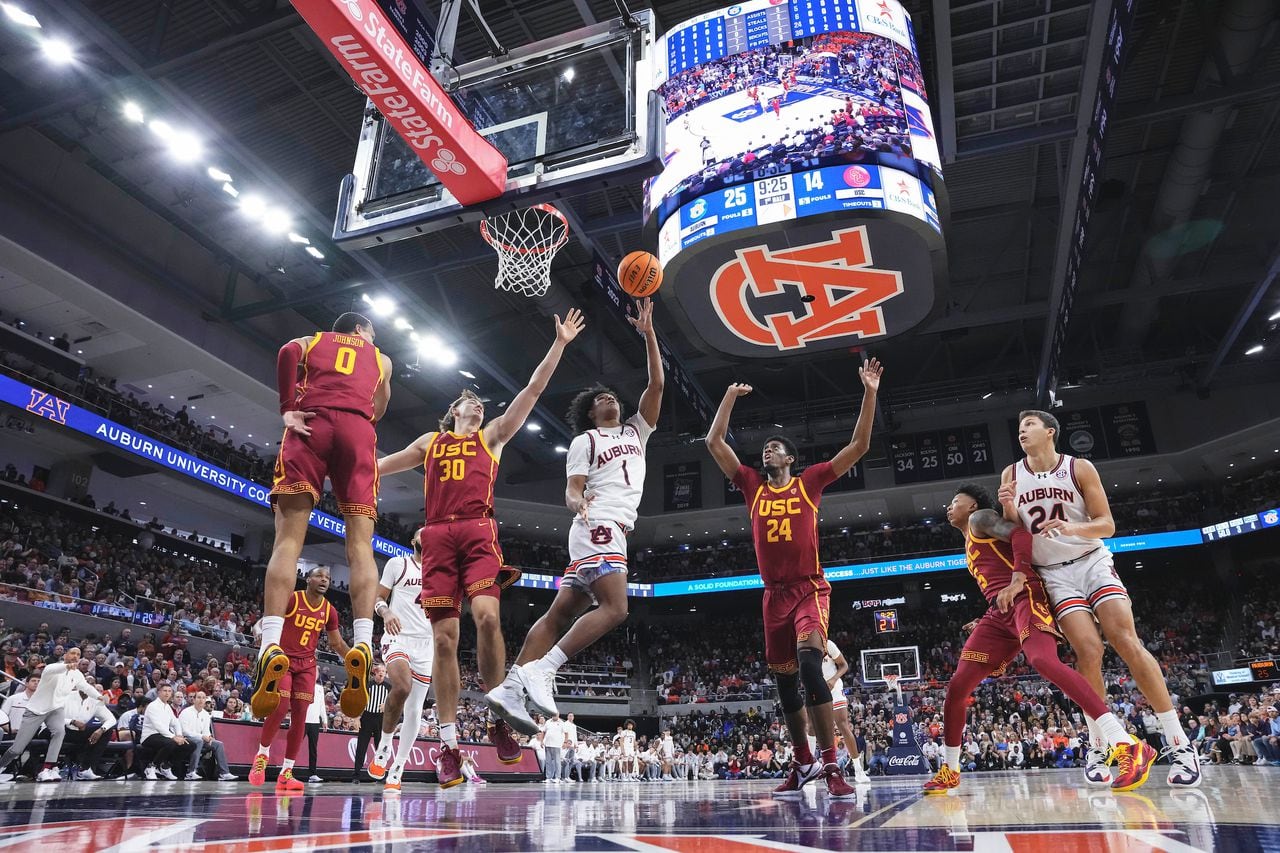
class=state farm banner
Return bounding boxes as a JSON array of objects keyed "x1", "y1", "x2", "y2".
[
  {"x1": 291, "y1": 0, "x2": 507, "y2": 205},
  {"x1": 213, "y1": 718, "x2": 541, "y2": 777}
]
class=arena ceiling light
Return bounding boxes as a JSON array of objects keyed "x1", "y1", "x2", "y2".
[
  {"x1": 239, "y1": 194, "x2": 267, "y2": 218},
  {"x1": 1270, "y1": 310, "x2": 1280, "y2": 322},
  {"x1": 526, "y1": 422, "x2": 541, "y2": 432},
  {"x1": 363, "y1": 294, "x2": 396, "y2": 318},
  {"x1": 40, "y1": 37, "x2": 74, "y2": 64},
  {"x1": 305, "y1": 246, "x2": 324, "y2": 259},
  {"x1": 260, "y1": 207, "x2": 292, "y2": 235},
  {"x1": 1, "y1": 3, "x2": 41, "y2": 27},
  {"x1": 287, "y1": 232, "x2": 309, "y2": 244},
  {"x1": 166, "y1": 130, "x2": 203, "y2": 163},
  {"x1": 1245, "y1": 344, "x2": 1264, "y2": 355},
  {"x1": 458, "y1": 370, "x2": 476, "y2": 379},
  {"x1": 148, "y1": 118, "x2": 174, "y2": 140},
  {"x1": 554, "y1": 445, "x2": 568, "y2": 453},
  {"x1": 393, "y1": 317, "x2": 413, "y2": 331},
  {"x1": 206, "y1": 166, "x2": 231, "y2": 182},
  {"x1": 221, "y1": 182, "x2": 238, "y2": 198},
  {"x1": 122, "y1": 101, "x2": 144, "y2": 123}
]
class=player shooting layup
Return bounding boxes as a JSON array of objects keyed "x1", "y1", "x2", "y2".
[
  {"x1": 249, "y1": 566, "x2": 351, "y2": 792},
  {"x1": 706, "y1": 357, "x2": 883, "y2": 800},
  {"x1": 378, "y1": 310, "x2": 584, "y2": 787},
  {"x1": 1000, "y1": 410, "x2": 1201, "y2": 788},
  {"x1": 365, "y1": 529, "x2": 433, "y2": 792},
  {"x1": 487, "y1": 298, "x2": 663, "y2": 733},
  {"x1": 922, "y1": 484, "x2": 1154, "y2": 794},
  {"x1": 254, "y1": 313, "x2": 390, "y2": 722}
]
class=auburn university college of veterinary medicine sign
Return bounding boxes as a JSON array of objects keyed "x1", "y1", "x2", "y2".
[{"x1": 664, "y1": 215, "x2": 943, "y2": 358}]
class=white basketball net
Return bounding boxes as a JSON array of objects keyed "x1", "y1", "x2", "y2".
[
  {"x1": 479, "y1": 203, "x2": 570, "y2": 298},
  {"x1": 884, "y1": 673, "x2": 901, "y2": 702}
]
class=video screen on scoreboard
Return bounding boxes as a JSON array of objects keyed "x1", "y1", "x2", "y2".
[{"x1": 647, "y1": 0, "x2": 939, "y2": 227}]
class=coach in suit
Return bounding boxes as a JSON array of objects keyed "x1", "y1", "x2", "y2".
[{"x1": 352, "y1": 666, "x2": 388, "y2": 781}]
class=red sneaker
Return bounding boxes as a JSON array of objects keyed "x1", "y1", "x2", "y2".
[
  {"x1": 275, "y1": 768, "x2": 304, "y2": 793},
  {"x1": 772, "y1": 759, "x2": 823, "y2": 797},
  {"x1": 922, "y1": 763, "x2": 960, "y2": 794},
  {"x1": 488, "y1": 718, "x2": 522, "y2": 765},
  {"x1": 1110, "y1": 739, "x2": 1157, "y2": 792},
  {"x1": 436, "y1": 745, "x2": 465, "y2": 789},
  {"x1": 821, "y1": 763, "x2": 857, "y2": 799},
  {"x1": 248, "y1": 754, "x2": 268, "y2": 787}
]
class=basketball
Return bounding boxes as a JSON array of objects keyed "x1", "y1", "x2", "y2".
[{"x1": 617, "y1": 251, "x2": 663, "y2": 298}]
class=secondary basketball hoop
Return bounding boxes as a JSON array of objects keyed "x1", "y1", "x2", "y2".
[
  {"x1": 479, "y1": 203, "x2": 570, "y2": 298},
  {"x1": 884, "y1": 672, "x2": 902, "y2": 704}
]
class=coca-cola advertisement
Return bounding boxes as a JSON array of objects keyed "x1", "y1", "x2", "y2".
[{"x1": 213, "y1": 719, "x2": 541, "y2": 779}]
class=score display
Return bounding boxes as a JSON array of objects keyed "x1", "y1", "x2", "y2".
[
  {"x1": 650, "y1": 0, "x2": 941, "y2": 262},
  {"x1": 889, "y1": 425, "x2": 994, "y2": 485},
  {"x1": 873, "y1": 608, "x2": 900, "y2": 634}
]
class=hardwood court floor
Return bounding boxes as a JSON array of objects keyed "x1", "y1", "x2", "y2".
[{"x1": 0, "y1": 766, "x2": 1271, "y2": 851}]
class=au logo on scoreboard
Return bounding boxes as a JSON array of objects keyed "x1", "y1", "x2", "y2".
[{"x1": 26, "y1": 389, "x2": 70, "y2": 425}]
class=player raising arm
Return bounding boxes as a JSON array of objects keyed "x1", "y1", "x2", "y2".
[
  {"x1": 488, "y1": 298, "x2": 663, "y2": 733},
  {"x1": 705, "y1": 357, "x2": 882, "y2": 800},
  {"x1": 922, "y1": 485, "x2": 1154, "y2": 794},
  {"x1": 377, "y1": 310, "x2": 584, "y2": 787}
]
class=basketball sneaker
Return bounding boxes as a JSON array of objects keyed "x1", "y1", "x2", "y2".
[
  {"x1": 368, "y1": 742, "x2": 393, "y2": 780},
  {"x1": 1083, "y1": 745, "x2": 1112, "y2": 786},
  {"x1": 340, "y1": 642, "x2": 373, "y2": 718},
  {"x1": 488, "y1": 718, "x2": 523, "y2": 765},
  {"x1": 275, "y1": 768, "x2": 304, "y2": 793},
  {"x1": 485, "y1": 679, "x2": 539, "y2": 736},
  {"x1": 1109, "y1": 739, "x2": 1157, "y2": 791},
  {"x1": 821, "y1": 763, "x2": 857, "y2": 799},
  {"x1": 384, "y1": 762, "x2": 404, "y2": 794},
  {"x1": 1164, "y1": 742, "x2": 1202, "y2": 787},
  {"x1": 517, "y1": 660, "x2": 559, "y2": 718},
  {"x1": 249, "y1": 643, "x2": 289, "y2": 719},
  {"x1": 852, "y1": 760, "x2": 871, "y2": 784},
  {"x1": 436, "y1": 745, "x2": 465, "y2": 789},
  {"x1": 772, "y1": 759, "x2": 823, "y2": 797},
  {"x1": 922, "y1": 763, "x2": 961, "y2": 794},
  {"x1": 248, "y1": 754, "x2": 268, "y2": 787}
]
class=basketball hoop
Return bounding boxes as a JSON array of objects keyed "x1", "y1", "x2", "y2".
[{"x1": 480, "y1": 203, "x2": 570, "y2": 298}]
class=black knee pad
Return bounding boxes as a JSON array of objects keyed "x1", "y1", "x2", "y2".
[
  {"x1": 798, "y1": 647, "x2": 832, "y2": 707},
  {"x1": 776, "y1": 670, "x2": 804, "y2": 715}
]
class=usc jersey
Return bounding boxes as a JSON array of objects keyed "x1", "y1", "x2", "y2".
[
  {"x1": 422, "y1": 431, "x2": 499, "y2": 523},
  {"x1": 733, "y1": 462, "x2": 838, "y2": 585},
  {"x1": 292, "y1": 332, "x2": 385, "y2": 420},
  {"x1": 280, "y1": 590, "x2": 337, "y2": 658},
  {"x1": 963, "y1": 531, "x2": 1023, "y2": 604}
]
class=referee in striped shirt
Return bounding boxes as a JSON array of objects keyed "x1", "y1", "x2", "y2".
[{"x1": 352, "y1": 664, "x2": 389, "y2": 782}]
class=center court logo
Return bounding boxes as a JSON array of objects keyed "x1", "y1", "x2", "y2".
[{"x1": 709, "y1": 225, "x2": 904, "y2": 351}]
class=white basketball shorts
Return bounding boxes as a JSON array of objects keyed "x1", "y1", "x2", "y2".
[
  {"x1": 831, "y1": 677, "x2": 847, "y2": 711},
  {"x1": 1037, "y1": 548, "x2": 1128, "y2": 620},
  {"x1": 380, "y1": 633, "x2": 433, "y2": 686},
  {"x1": 563, "y1": 517, "x2": 630, "y2": 605}
]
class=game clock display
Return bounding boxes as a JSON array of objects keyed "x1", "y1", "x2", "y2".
[{"x1": 873, "y1": 608, "x2": 900, "y2": 634}]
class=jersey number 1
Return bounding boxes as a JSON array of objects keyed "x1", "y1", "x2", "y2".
[{"x1": 334, "y1": 346, "x2": 357, "y2": 375}]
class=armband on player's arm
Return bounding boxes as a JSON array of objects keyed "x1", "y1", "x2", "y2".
[
  {"x1": 374, "y1": 599, "x2": 389, "y2": 616},
  {"x1": 277, "y1": 341, "x2": 303, "y2": 414},
  {"x1": 1009, "y1": 526, "x2": 1034, "y2": 576}
]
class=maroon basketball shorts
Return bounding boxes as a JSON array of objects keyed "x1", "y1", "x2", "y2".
[
  {"x1": 762, "y1": 576, "x2": 832, "y2": 674},
  {"x1": 419, "y1": 518, "x2": 519, "y2": 623},
  {"x1": 279, "y1": 656, "x2": 317, "y2": 704},
  {"x1": 960, "y1": 577, "x2": 1061, "y2": 675},
  {"x1": 270, "y1": 408, "x2": 378, "y2": 517}
]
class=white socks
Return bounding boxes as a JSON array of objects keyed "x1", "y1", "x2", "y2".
[
  {"x1": 353, "y1": 618, "x2": 373, "y2": 648},
  {"x1": 1156, "y1": 709, "x2": 1188, "y2": 746},
  {"x1": 541, "y1": 645, "x2": 569, "y2": 672},
  {"x1": 377, "y1": 731, "x2": 394, "y2": 754},
  {"x1": 944, "y1": 746, "x2": 961, "y2": 769},
  {"x1": 1084, "y1": 714, "x2": 1104, "y2": 749},
  {"x1": 259, "y1": 616, "x2": 284, "y2": 648},
  {"x1": 1097, "y1": 712, "x2": 1131, "y2": 749},
  {"x1": 440, "y1": 722, "x2": 458, "y2": 749},
  {"x1": 396, "y1": 682, "x2": 431, "y2": 767},
  {"x1": 256, "y1": 744, "x2": 271, "y2": 758},
  {"x1": 282, "y1": 758, "x2": 295, "y2": 772}
]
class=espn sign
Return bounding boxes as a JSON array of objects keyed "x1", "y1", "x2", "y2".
[{"x1": 292, "y1": 0, "x2": 506, "y2": 205}]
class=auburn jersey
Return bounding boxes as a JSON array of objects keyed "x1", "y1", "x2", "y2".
[
  {"x1": 281, "y1": 590, "x2": 337, "y2": 658},
  {"x1": 733, "y1": 462, "x2": 837, "y2": 585},
  {"x1": 422, "y1": 431, "x2": 499, "y2": 523},
  {"x1": 1012, "y1": 454, "x2": 1107, "y2": 565},
  {"x1": 292, "y1": 332, "x2": 385, "y2": 420}
]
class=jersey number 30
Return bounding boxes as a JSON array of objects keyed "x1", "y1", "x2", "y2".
[{"x1": 438, "y1": 459, "x2": 465, "y2": 481}]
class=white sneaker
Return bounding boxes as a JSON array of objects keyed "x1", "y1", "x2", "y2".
[
  {"x1": 307, "y1": 775, "x2": 324, "y2": 784},
  {"x1": 184, "y1": 772, "x2": 201, "y2": 781},
  {"x1": 219, "y1": 773, "x2": 238, "y2": 781},
  {"x1": 158, "y1": 767, "x2": 179, "y2": 781},
  {"x1": 36, "y1": 767, "x2": 61, "y2": 783},
  {"x1": 143, "y1": 766, "x2": 158, "y2": 781},
  {"x1": 484, "y1": 680, "x2": 539, "y2": 736},
  {"x1": 385, "y1": 762, "x2": 404, "y2": 792},
  {"x1": 1083, "y1": 746, "x2": 1111, "y2": 786},
  {"x1": 517, "y1": 661, "x2": 559, "y2": 717},
  {"x1": 78, "y1": 768, "x2": 103, "y2": 781},
  {"x1": 1166, "y1": 743, "x2": 1202, "y2": 787},
  {"x1": 1255, "y1": 759, "x2": 1269, "y2": 766}
]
